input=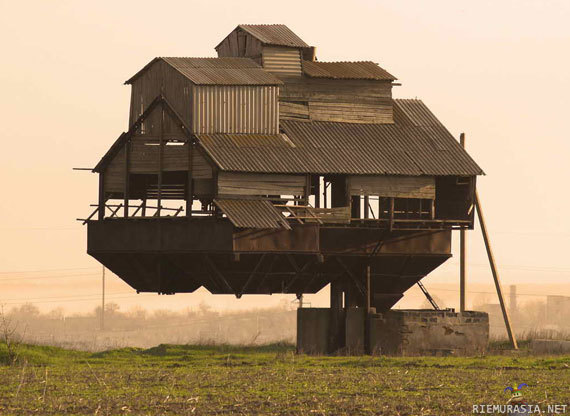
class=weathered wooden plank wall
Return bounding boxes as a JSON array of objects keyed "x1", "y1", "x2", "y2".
[
  {"x1": 216, "y1": 30, "x2": 263, "y2": 64},
  {"x1": 279, "y1": 78, "x2": 393, "y2": 123},
  {"x1": 349, "y1": 176, "x2": 436, "y2": 199},
  {"x1": 103, "y1": 147, "x2": 126, "y2": 193},
  {"x1": 128, "y1": 60, "x2": 193, "y2": 129},
  {"x1": 218, "y1": 173, "x2": 305, "y2": 196}
]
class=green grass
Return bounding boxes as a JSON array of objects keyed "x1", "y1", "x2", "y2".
[{"x1": 0, "y1": 342, "x2": 568, "y2": 415}]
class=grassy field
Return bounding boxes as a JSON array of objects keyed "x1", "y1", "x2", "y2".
[{"x1": 0, "y1": 343, "x2": 568, "y2": 415}]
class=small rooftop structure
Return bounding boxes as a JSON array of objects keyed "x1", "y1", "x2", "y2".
[{"x1": 226, "y1": 24, "x2": 310, "y2": 48}]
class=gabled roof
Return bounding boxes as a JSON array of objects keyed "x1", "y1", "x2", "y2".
[
  {"x1": 302, "y1": 60, "x2": 396, "y2": 81},
  {"x1": 196, "y1": 99, "x2": 483, "y2": 176},
  {"x1": 216, "y1": 24, "x2": 310, "y2": 49},
  {"x1": 93, "y1": 95, "x2": 192, "y2": 173},
  {"x1": 125, "y1": 57, "x2": 283, "y2": 86}
]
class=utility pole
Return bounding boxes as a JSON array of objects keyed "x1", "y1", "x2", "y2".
[
  {"x1": 460, "y1": 133, "x2": 467, "y2": 313},
  {"x1": 101, "y1": 265, "x2": 105, "y2": 331}
]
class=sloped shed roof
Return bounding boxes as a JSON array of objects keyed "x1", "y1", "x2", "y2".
[
  {"x1": 125, "y1": 57, "x2": 282, "y2": 86},
  {"x1": 302, "y1": 61, "x2": 396, "y2": 81},
  {"x1": 197, "y1": 99, "x2": 483, "y2": 176},
  {"x1": 214, "y1": 198, "x2": 291, "y2": 229}
]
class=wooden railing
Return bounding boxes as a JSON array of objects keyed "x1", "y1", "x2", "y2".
[{"x1": 77, "y1": 202, "x2": 184, "y2": 224}]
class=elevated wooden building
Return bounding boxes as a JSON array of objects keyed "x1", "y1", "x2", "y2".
[{"x1": 85, "y1": 25, "x2": 483, "y2": 336}]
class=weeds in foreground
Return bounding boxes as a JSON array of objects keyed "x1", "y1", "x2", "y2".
[{"x1": 0, "y1": 304, "x2": 25, "y2": 365}]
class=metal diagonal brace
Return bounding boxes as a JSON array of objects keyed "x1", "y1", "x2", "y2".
[
  {"x1": 237, "y1": 253, "x2": 267, "y2": 298},
  {"x1": 335, "y1": 257, "x2": 366, "y2": 296},
  {"x1": 204, "y1": 255, "x2": 234, "y2": 294},
  {"x1": 284, "y1": 256, "x2": 314, "y2": 293},
  {"x1": 417, "y1": 281, "x2": 440, "y2": 311}
]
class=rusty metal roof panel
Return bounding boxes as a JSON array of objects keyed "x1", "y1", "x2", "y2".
[
  {"x1": 302, "y1": 61, "x2": 396, "y2": 81},
  {"x1": 238, "y1": 24, "x2": 309, "y2": 48},
  {"x1": 214, "y1": 198, "x2": 290, "y2": 229},
  {"x1": 197, "y1": 100, "x2": 483, "y2": 176},
  {"x1": 126, "y1": 57, "x2": 282, "y2": 85}
]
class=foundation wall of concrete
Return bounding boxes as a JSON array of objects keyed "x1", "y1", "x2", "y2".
[
  {"x1": 297, "y1": 308, "x2": 489, "y2": 356},
  {"x1": 369, "y1": 310, "x2": 489, "y2": 356}
]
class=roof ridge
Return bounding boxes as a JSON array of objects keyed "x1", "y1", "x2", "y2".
[
  {"x1": 239, "y1": 24, "x2": 289, "y2": 27},
  {"x1": 307, "y1": 60, "x2": 377, "y2": 64}
]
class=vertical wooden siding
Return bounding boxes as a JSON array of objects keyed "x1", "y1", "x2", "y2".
[
  {"x1": 192, "y1": 85, "x2": 279, "y2": 134},
  {"x1": 128, "y1": 60, "x2": 193, "y2": 129},
  {"x1": 216, "y1": 29, "x2": 263, "y2": 63}
]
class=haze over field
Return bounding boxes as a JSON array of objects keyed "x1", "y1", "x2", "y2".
[{"x1": 0, "y1": 0, "x2": 569, "y2": 314}]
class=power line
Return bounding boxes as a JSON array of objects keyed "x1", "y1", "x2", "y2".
[
  {"x1": 0, "y1": 273, "x2": 101, "y2": 282},
  {"x1": 0, "y1": 267, "x2": 98, "y2": 275}
]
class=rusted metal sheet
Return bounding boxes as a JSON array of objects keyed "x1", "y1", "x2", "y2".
[
  {"x1": 302, "y1": 60, "x2": 396, "y2": 81},
  {"x1": 237, "y1": 24, "x2": 309, "y2": 48},
  {"x1": 192, "y1": 85, "x2": 279, "y2": 134},
  {"x1": 214, "y1": 198, "x2": 291, "y2": 229},
  {"x1": 262, "y1": 47, "x2": 302, "y2": 76},
  {"x1": 233, "y1": 225, "x2": 319, "y2": 252},
  {"x1": 197, "y1": 99, "x2": 483, "y2": 176}
]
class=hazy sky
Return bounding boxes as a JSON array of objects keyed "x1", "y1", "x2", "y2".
[{"x1": 0, "y1": 0, "x2": 569, "y2": 313}]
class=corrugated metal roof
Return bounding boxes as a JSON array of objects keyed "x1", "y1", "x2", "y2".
[
  {"x1": 238, "y1": 24, "x2": 309, "y2": 48},
  {"x1": 125, "y1": 57, "x2": 282, "y2": 86},
  {"x1": 214, "y1": 198, "x2": 291, "y2": 229},
  {"x1": 197, "y1": 100, "x2": 483, "y2": 176},
  {"x1": 302, "y1": 61, "x2": 396, "y2": 81}
]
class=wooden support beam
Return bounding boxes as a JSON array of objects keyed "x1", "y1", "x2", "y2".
[
  {"x1": 157, "y1": 104, "x2": 164, "y2": 217},
  {"x1": 98, "y1": 173, "x2": 105, "y2": 221},
  {"x1": 186, "y1": 140, "x2": 193, "y2": 217},
  {"x1": 304, "y1": 174, "x2": 311, "y2": 206},
  {"x1": 364, "y1": 196, "x2": 370, "y2": 219},
  {"x1": 389, "y1": 197, "x2": 395, "y2": 231},
  {"x1": 123, "y1": 137, "x2": 130, "y2": 218},
  {"x1": 460, "y1": 133, "x2": 466, "y2": 313},
  {"x1": 475, "y1": 191, "x2": 518, "y2": 350},
  {"x1": 314, "y1": 176, "x2": 321, "y2": 208}
]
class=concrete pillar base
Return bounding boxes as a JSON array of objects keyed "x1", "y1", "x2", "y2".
[{"x1": 297, "y1": 308, "x2": 489, "y2": 356}]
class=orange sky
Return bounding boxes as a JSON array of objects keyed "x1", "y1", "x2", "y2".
[{"x1": 0, "y1": 0, "x2": 569, "y2": 313}]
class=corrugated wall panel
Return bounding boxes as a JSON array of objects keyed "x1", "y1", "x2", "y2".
[
  {"x1": 192, "y1": 85, "x2": 278, "y2": 134},
  {"x1": 262, "y1": 47, "x2": 302, "y2": 76}
]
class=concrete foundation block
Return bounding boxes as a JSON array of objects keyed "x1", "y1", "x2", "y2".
[
  {"x1": 296, "y1": 308, "x2": 330, "y2": 355},
  {"x1": 531, "y1": 339, "x2": 570, "y2": 354},
  {"x1": 369, "y1": 310, "x2": 489, "y2": 356},
  {"x1": 297, "y1": 308, "x2": 489, "y2": 356}
]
